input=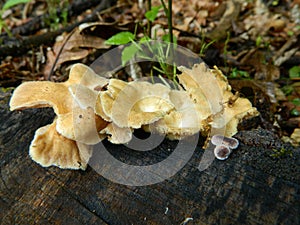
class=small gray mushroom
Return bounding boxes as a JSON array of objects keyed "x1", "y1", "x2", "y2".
[
  {"x1": 214, "y1": 145, "x2": 232, "y2": 160},
  {"x1": 211, "y1": 134, "x2": 239, "y2": 149}
]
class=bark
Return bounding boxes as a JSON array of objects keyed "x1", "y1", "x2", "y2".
[{"x1": 0, "y1": 90, "x2": 299, "y2": 225}]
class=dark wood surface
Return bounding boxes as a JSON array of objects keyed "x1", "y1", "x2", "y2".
[{"x1": 0, "y1": 90, "x2": 299, "y2": 225}]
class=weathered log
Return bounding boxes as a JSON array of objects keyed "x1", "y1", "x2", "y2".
[{"x1": 0, "y1": 90, "x2": 299, "y2": 225}]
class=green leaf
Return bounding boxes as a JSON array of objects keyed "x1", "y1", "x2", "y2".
[
  {"x1": 105, "y1": 32, "x2": 135, "y2": 45},
  {"x1": 256, "y1": 36, "x2": 262, "y2": 47},
  {"x1": 145, "y1": 6, "x2": 162, "y2": 22},
  {"x1": 0, "y1": 22, "x2": 3, "y2": 34},
  {"x1": 292, "y1": 98, "x2": 300, "y2": 106},
  {"x1": 229, "y1": 68, "x2": 249, "y2": 78},
  {"x1": 121, "y1": 44, "x2": 140, "y2": 66},
  {"x1": 289, "y1": 66, "x2": 300, "y2": 79},
  {"x1": 290, "y1": 108, "x2": 300, "y2": 116},
  {"x1": 282, "y1": 85, "x2": 294, "y2": 96},
  {"x1": 3, "y1": 0, "x2": 31, "y2": 11},
  {"x1": 287, "y1": 30, "x2": 294, "y2": 36},
  {"x1": 162, "y1": 34, "x2": 177, "y2": 44},
  {"x1": 140, "y1": 36, "x2": 151, "y2": 43}
]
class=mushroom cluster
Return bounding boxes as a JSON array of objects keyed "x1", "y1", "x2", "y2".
[
  {"x1": 211, "y1": 135, "x2": 239, "y2": 160},
  {"x1": 9, "y1": 63, "x2": 259, "y2": 170}
]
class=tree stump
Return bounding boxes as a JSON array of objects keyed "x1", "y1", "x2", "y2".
[{"x1": 0, "y1": 90, "x2": 299, "y2": 225}]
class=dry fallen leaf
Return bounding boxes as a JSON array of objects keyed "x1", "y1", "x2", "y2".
[{"x1": 44, "y1": 25, "x2": 110, "y2": 78}]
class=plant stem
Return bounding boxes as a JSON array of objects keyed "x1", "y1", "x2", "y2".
[
  {"x1": 160, "y1": 0, "x2": 173, "y2": 43},
  {"x1": 160, "y1": 0, "x2": 175, "y2": 80},
  {"x1": 147, "y1": 0, "x2": 152, "y2": 38},
  {"x1": 167, "y1": 0, "x2": 173, "y2": 44}
]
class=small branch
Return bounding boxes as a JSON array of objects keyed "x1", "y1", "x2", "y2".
[{"x1": 47, "y1": 29, "x2": 76, "y2": 81}]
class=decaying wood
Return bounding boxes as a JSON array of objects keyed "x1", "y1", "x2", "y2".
[{"x1": 0, "y1": 91, "x2": 299, "y2": 224}]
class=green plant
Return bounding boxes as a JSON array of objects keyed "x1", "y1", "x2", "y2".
[
  {"x1": 229, "y1": 67, "x2": 250, "y2": 79},
  {"x1": 287, "y1": 98, "x2": 300, "y2": 116},
  {"x1": 199, "y1": 34, "x2": 216, "y2": 57},
  {"x1": 281, "y1": 85, "x2": 294, "y2": 96},
  {"x1": 291, "y1": 98, "x2": 300, "y2": 106},
  {"x1": 290, "y1": 108, "x2": 300, "y2": 116},
  {"x1": 105, "y1": 32, "x2": 178, "y2": 85},
  {"x1": 0, "y1": 0, "x2": 31, "y2": 36},
  {"x1": 145, "y1": 5, "x2": 162, "y2": 22},
  {"x1": 104, "y1": 0, "x2": 177, "y2": 83},
  {"x1": 255, "y1": 35, "x2": 270, "y2": 49},
  {"x1": 160, "y1": 0, "x2": 173, "y2": 44},
  {"x1": 105, "y1": 31, "x2": 135, "y2": 46},
  {"x1": 271, "y1": 0, "x2": 279, "y2": 6},
  {"x1": 289, "y1": 66, "x2": 300, "y2": 79},
  {"x1": 44, "y1": 0, "x2": 68, "y2": 31},
  {"x1": 255, "y1": 35, "x2": 262, "y2": 47}
]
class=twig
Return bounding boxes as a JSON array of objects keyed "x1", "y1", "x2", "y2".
[{"x1": 47, "y1": 28, "x2": 76, "y2": 81}]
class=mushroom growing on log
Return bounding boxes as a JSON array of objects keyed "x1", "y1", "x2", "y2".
[
  {"x1": 9, "y1": 62, "x2": 259, "y2": 169},
  {"x1": 9, "y1": 64, "x2": 108, "y2": 169}
]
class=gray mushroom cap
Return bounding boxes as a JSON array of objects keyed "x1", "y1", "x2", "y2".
[
  {"x1": 214, "y1": 145, "x2": 232, "y2": 160},
  {"x1": 211, "y1": 134, "x2": 239, "y2": 149}
]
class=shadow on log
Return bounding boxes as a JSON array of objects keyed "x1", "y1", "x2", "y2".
[{"x1": 0, "y1": 90, "x2": 299, "y2": 225}]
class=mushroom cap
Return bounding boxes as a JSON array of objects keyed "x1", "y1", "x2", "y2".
[
  {"x1": 9, "y1": 63, "x2": 109, "y2": 170},
  {"x1": 10, "y1": 81, "x2": 72, "y2": 114},
  {"x1": 178, "y1": 63, "x2": 224, "y2": 115},
  {"x1": 101, "y1": 79, "x2": 174, "y2": 128},
  {"x1": 10, "y1": 63, "x2": 108, "y2": 144},
  {"x1": 9, "y1": 63, "x2": 106, "y2": 113},
  {"x1": 211, "y1": 134, "x2": 239, "y2": 149},
  {"x1": 100, "y1": 123, "x2": 133, "y2": 144},
  {"x1": 153, "y1": 90, "x2": 202, "y2": 139},
  {"x1": 29, "y1": 120, "x2": 92, "y2": 170},
  {"x1": 210, "y1": 96, "x2": 259, "y2": 137},
  {"x1": 214, "y1": 145, "x2": 232, "y2": 160},
  {"x1": 68, "y1": 63, "x2": 108, "y2": 90},
  {"x1": 68, "y1": 84, "x2": 98, "y2": 109},
  {"x1": 68, "y1": 83, "x2": 112, "y2": 122},
  {"x1": 100, "y1": 79, "x2": 128, "y2": 121},
  {"x1": 95, "y1": 93, "x2": 111, "y2": 122},
  {"x1": 177, "y1": 63, "x2": 259, "y2": 138},
  {"x1": 56, "y1": 106, "x2": 107, "y2": 144}
]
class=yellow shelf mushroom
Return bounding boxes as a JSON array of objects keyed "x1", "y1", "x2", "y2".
[
  {"x1": 10, "y1": 64, "x2": 108, "y2": 169},
  {"x1": 9, "y1": 63, "x2": 259, "y2": 170}
]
